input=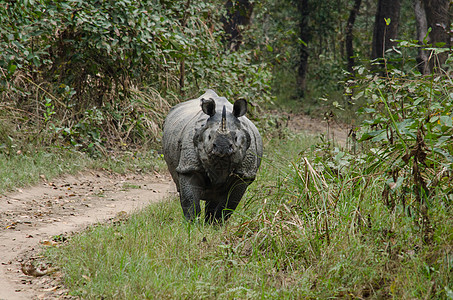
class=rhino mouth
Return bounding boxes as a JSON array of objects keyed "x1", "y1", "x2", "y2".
[
  {"x1": 211, "y1": 147, "x2": 234, "y2": 158},
  {"x1": 210, "y1": 138, "x2": 234, "y2": 158}
]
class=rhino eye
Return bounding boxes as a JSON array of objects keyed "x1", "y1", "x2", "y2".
[{"x1": 208, "y1": 134, "x2": 212, "y2": 140}]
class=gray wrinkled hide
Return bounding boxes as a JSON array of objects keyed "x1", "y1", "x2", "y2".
[{"x1": 162, "y1": 89, "x2": 263, "y2": 222}]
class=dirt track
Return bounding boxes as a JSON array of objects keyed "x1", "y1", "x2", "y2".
[
  {"x1": 0, "y1": 114, "x2": 349, "y2": 299},
  {"x1": 285, "y1": 113, "x2": 350, "y2": 146},
  {"x1": 0, "y1": 171, "x2": 176, "y2": 300}
]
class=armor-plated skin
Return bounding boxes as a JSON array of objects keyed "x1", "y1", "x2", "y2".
[{"x1": 162, "y1": 89, "x2": 263, "y2": 222}]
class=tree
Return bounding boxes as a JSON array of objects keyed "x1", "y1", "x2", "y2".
[
  {"x1": 414, "y1": 0, "x2": 430, "y2": 74},
  {"x1": 416, "y1": 0, "x2": 451, "y2": 73},
  {"x1": 345, "y1": 0, "x2": 362, "y2": 76},
  {"x1": 296, "y1": 0, "x2": 311, "y2": 98},
  {"x1": 371, "y1": 0, "x2": 401, "y2": 61},
  {"x1": 222, "y1": 0, "x2": 254, "y2": 51}
]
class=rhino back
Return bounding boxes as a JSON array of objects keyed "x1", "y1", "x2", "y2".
[
  {"x1": 162, "y1": 99, "x2": 204, "y2": 176},
  {"x1": 162, "y1": 91, "x2": 232, "y2": 168},
  {"x1": 162, "y1": 91, "x2": 262, "y2": 182}
]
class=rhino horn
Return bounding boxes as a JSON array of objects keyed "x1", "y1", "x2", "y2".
[{"x1": 219, "y1": 105, "x2": 228, "y2": 133}]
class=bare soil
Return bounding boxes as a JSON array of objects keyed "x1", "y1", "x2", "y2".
[
  {"x1": 0, "y1": 113, "x2": 349, "y2": 300},
  {"x1": 0, "y1": 170, "x2": 176, "y2": 300},
  {"x1": 285, "y1": 112, "x2": 351, "y2": 146}
]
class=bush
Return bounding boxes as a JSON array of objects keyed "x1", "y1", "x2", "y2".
[
  {"x1": 0, "y1": 0, "x2": 271, "y2": 152},
  {"x1": 349, "y1": 46, "x2": 453, "y2": 243}
]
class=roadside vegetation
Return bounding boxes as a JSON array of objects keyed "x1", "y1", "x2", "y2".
[
  {"x1": 47, "y1": 124, "x2": 452, "y2": 298},
  {"x1": 1, "y1": 0, "x2": 452, "y2": 298}
]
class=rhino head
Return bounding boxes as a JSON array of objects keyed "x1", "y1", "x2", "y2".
[{"x1": 194, "y1": 97, "x2": 251, "y2": 184}]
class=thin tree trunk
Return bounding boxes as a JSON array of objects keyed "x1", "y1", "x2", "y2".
[
  {"x1": 222, "y1": 0, "x2": 254, "y2": 51},
  {"x1": 345, "y1": 0, "x2": 362, "y2": 76},
  {"x1": 297, "y1": 0, "x2": 311, "y2": 98},
  {"x1": 414, "y1": 0, "x2": 430, "y2": 74},
  {"x1": 371, "y1": 0, "x2": 401, "y2": 61},
  {"x1": 179, "y1": 0, "x2": 191, "y2": 96},
  {"x1": 423, "y1": 0, "x2": 451, "y2": 72}
]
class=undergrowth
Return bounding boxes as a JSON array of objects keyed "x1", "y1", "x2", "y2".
[
  {"x1": 46, "y1": 129, "x2": 452, "y2": 299},
  {"x1": 1, "y1": 0, "x2": 271, "y2": 155}
]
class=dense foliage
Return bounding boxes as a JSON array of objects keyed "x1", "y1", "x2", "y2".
[
  {"x1": 0, "y1": 0, "x2": 271, "y2": 153},
  {"x1": 221, "y1": 38, "x2": 453, "y2": 298}
]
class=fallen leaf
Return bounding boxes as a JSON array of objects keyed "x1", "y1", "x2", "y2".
[
  {"x1": 41, "y1": 240, "x2": 58, "y2": 246},
  {"x1": 21, "y1": 261, "x2": 57, "y2": 277},
  {"x1": 5, "y1": 222, "x2": 17, "y2": 229},
  {"x1": 41, "y1": 286, "x2": 59, "y2": 292},
  {"x1": 82, "y1": 275, "x2": 91, "y2": 281}
]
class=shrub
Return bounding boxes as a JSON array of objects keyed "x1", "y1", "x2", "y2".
[{"x1": 0, "y1": 0, "x2": 271, "y2": 152}]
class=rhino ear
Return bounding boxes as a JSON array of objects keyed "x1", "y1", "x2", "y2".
[
  {"x1": 233, "y1": 99, "x2": 247, "y2": 118},
  {"x1": 201, "y1": 98, "x2": 216, "y2": 117}
]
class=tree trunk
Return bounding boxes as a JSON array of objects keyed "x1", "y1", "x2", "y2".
[
  {"x1": 179, "y1": 0, "x2": 191, "y2": 96},
  {"x1": 222, "y1": 0, "x2": 254, "y2": 51},
  {"x1": 345, "y1": 0, "x2": 362, "y2": 76},
  {"x1": 371, "y1": 0, "x2": 401, "y2": 61},
  {"x1": 296, "y1": 0, "x2": 311, "y2": 98},
  {"x1": 423, "y1": 0, "x2": 451, "y2": 72},
  {"x1": 414, "y1": 0, "x2": 430, "y2": 75}
]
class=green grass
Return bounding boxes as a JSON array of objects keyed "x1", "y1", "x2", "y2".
[
  {"x1": 46, "y1": 133, "x2": 453, "y2": 299},
  {"x1": 0, "y1": 147, "x2": 165, "y2": 193},
  {"x1": 48, "y1": 200, "x2": 228, "y2": 299},
  {"x1": 0, "y1": 149, "x2": 89, "y2": 192}
]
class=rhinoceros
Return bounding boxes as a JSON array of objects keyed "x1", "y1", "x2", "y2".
[{"x1": 162, "y1": 89, "x2": 263, "y2": 223}]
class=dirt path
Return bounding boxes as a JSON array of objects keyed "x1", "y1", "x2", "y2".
[
  {"x1": 0, "y1": 170, "x2": 176, "y2": 300},
  {"x1": 285, "y1": 112, "x2": 351, "y2": 146}
]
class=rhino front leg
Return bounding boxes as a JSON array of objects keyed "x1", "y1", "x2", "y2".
[
  {"x1": 205, "y1": 180, "x2": 249, "y2": 223},
  {"x1": 204, "y1": 200, "x2": 220, "y2": 223},
  {"x1": 178, "y1": 173, "x2": 203, "y2": 221},
  {"x1": 223, "y1": 180, "x2": 249, "y2": 221}
]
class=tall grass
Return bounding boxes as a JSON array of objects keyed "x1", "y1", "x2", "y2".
[{"x1": 47, "y1": 133, "x2": 452, "y2": 299}]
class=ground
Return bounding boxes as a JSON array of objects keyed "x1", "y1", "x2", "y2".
[
  {"x1": 0, "y1": 171, "x2": 176, "y2": 300},
  {"x1": 0, "y1": 114, "x2": 350, "y2": 300}
]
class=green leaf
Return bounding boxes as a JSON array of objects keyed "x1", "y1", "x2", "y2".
[
  {"x1": 297, "y1": 38, "x2": 307, "y2": 47},
  {"x1": 363, "y1": 107, "x2": 375, "y2": 113},
  {"x1": 433, "y1": 147, "x2": 453, "y2": 163},
  {"x1": 413, "y1": 97, "x2": 424, "y2": 106},
  {"x1": 359, "y1": 129, "x2": 386, "y2": 142},
  {"x1": 439, "y1": 115, "x2": 452, "y2": 127},
  {"x1": 8, "y1": 64, "x2": 17, "y2": 74}
]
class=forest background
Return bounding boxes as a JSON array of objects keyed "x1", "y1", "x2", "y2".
[
  {"x1": 1, "y1": 0, "x2": 453, "y2": 298},
  {"x1": 1, "y1": 0, "x2": 451, "y2": 151}
]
